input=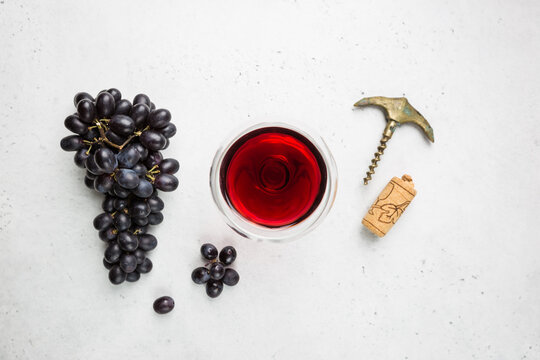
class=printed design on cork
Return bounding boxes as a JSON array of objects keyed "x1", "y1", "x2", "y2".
[{"x1": 367, "y1": 182, "x2": 411, "y2": 224}]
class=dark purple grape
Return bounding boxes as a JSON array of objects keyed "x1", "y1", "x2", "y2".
[
  {"x1": 110, "y1": 115, "x2": 135, "y2": 137},
  {"x1": 162, "y1": 139, "x2": 170, "y2": 150},
  {"x1": 107, "y1": 88, "x2": 122, "y2": 102},
  {"x1": 117, "y1": 231, "x2": 138, "y2": 252},
  {"x1": 84, "y1": 176, "x2": 94, "y2": 189},
  {"x1": 85, "y1": 154, "x2": 105, "y2": 175},
  {"x1": 133, "y1": 249, "x2": 146, "y2": 264},
  {"x1": 85, "y1": 170, "x2": 97, "y2": 180},
  {"x1": 144, "y1": 151, "x2": 163, "y2": 168},
  {"x1": 209, "y1": 262, "x2": 225, "y2": 280},
  {"x1": 130, "y1": 103, "x2": 150, "y2": 129},
  {"x1": 150, "y1": 102, "x2": 156, "y2": 111},
  {"x1": 73, "y1": 92, "x2": 94, "y2": 107},
  {"x1": 113, "y1": 183, "x2": 131, "y2": 198},
  {"x1": 94, "y1": 147, "x2": 118, "y2": 173},
  {"x1": 132, "y1": 163, "x2": 147, "y2": 177},
  {"x1": 132, "y1": 216, "x2": 149, "y2": 226},
  {"x1": 191, "y1": 267, "x2": 211, "y2": 284},
  {"x1": 99, "y1": 227, "x2": 117, "y2": 242},
  {"x1": 104, "y1": 242, "x2": 122, "y2": 263},
  {"x1": 109, "y1": 265, "x2": 126, "y2": 285},
  {"x1": 64, "y1": 114, "x2": 88, "y2": 135},
  {"x1": 219, "y1": 246, "x2": 237, "y2": 265},
  {"x1": 117, "y1": 146, "x2": 141, "y2": 169},
  {"x1": 119, "y1": 254, "x2": 138, "y2": 273},
  {"x1": 147, "y1": 212, "x2": 163, "y2": 225},
  {"x1": 148, "y1": 109, "x2": 171, "y2": 129},
  {"x1": 126, "y1": 271, "x2": 140, "y2": 282},
  {"x1": 115, "y1": 198, "x2": 130, "y2": 211},
  {"x1": 159, "y1": 123, "x2": 176, "y2": 138},
  {"x1": 154, "y1": 174, "x2": 178, "y2": 192},
  {"x1": 160, "y1": 158, "x2": 179, "y2": 174},
  {"x1": 76, "y1": 99, "x2": 96, "y2": 123},
  {"x1": 116, "y1": 168, "x2": 140, "y2": 189},
  {"x1": 147, "y1": 196, "x2": 164, "y2": 212},
  {"x1": 93, "y1": 212, "x2": 113, "y2": 230},
  {"x1": 102, "y1": 195, "x2": 115, "y2": 212},
  {"x1": 73, "y1": 148, "x2": 90, "y2": 168},
  {"x1": 137, "y1": 258, "x2": 153, "y2": 273},
  {"x1": 131, "y1": 142, "x2": 148, "y2": 160},
  {"x1": 206, "y1": 279, "x2": 223, "y2": 298},
  {"x1": 96, "y1": 92, "x2": 115, "y2": 118},
  {"x1": 60, "y1": 135, "x2": 84, "y2": 151},
  {"x1": 133, "y1": 93, "x2": 151, "y2": 107},
  {"x1": 114, "y1": 212, "x2": 131, "y2": 232},
  {"x1": 105, "y1": 129, "x2": 125, "y2": 146},
  {"x1": 114, "y1": 99, "x2": 132, "y2": 115},
  {"x1": 138, "y1": 234, "x2": 157, "y2": 251},
  {"x1": 133, "y1": 179, "x2": 153, "y2": 198},
  {"x1": 94, "y1": 174, "x2": 115, "y2": 193},
  {"x1": 130, "y1": 199, "x2": 151, "y2": 218},
  {"x1": 140, "y1": 130, "x2": 167, "y2": 151},
  {"x1": 222, "y1": 268, "x2": 239, "y2": 286},
  {"x1": 201, "y1": 243, "x2": 218, "y2": 260},
  {"x1": 103, "y1": 258, "x2": 114, "y2": 269},
  {"x1": 153, "y1": 296, "x2": 174, "y2": 314}
]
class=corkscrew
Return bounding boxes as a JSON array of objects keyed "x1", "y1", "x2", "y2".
[{"x1": 354, "y1": 96, "x2": 434, "y2": 185}]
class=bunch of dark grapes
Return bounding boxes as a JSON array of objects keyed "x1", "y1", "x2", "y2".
[
  {"x1": 60, "y1": 89, "x2": 179, "y2": 285},
  {"x1": 191, "y1": 244, "x2": 239, "y2": 298}
]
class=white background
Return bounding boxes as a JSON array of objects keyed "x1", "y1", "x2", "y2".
[{"x1": 1, "y1": 0, "x2": 539, "y2": 359}]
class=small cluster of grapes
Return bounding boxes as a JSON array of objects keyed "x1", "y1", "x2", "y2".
[
  {"x1": 191, "y1": 244, "x2": 240, "y2": 298},
  {"x1": 60, "y1": 89, "x2": 179, "y2": 284}
]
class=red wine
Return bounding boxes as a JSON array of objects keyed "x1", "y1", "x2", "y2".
[{"x1": 220, "y1": 127, "x2": 327, "y2": 227}]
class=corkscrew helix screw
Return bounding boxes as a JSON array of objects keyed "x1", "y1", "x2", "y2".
[{"x1": 354, "y1": 96, "x2": 434, "y2": 185}]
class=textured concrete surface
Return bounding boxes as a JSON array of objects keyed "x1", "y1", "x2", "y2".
[{"x1": 0, "y1": 0, "x2": 539, "y2": 359}]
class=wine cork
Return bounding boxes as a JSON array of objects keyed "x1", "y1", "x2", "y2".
[{"x1": 362, "y1": 174, "x2": 416, "y2": 237}]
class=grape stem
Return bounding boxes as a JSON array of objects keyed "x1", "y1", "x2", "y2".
[{"x1": 94, "y1": 119, "x2": 149, "y2": 150}]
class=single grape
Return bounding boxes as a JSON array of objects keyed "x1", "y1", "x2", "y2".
[
  {"x1": 119, "y1": 253, "x2": 138, "y2": 273},
  {"x1": 133, "y1": 179, "x2": 153, "y2": 198},
  {"x1": 209, "y1": 262, "x2": 225, "y2": 280},
  {"x1": 132, "y1": 163, "x2": 147, "y2": 177},
  {"x1": 138, "y1": 234, "x2": 157, "y2": 251},
  {"x1": 137, "y1": 257, "x2": 153, "y2": 273},
  {"x1": 129, "y1": 199, "x2": 151, "y2": 218},
  {"x1": 113, "y1": 183, "x2": 131, "y2": 198},
  {"x1": 133, "y1": 93, "x2": 151, "y2": 107},
  {"x1": 126, "y1": 271, "x2": 141, "y2": 282},
  {"x1": 85, "y1": 154, "x2": 105, "y2": 175},
  {"x1": 219, "y1": 246, "x2": 237, "y2": 265},
  {"x1": 108, "y1": 265, "x2": 126, "y2": 285},
  {"x1": 104, "y1": 242, "x2": 122, "y2": 263},
  {"x1": 105, "y1": 129, "x2": 125, "y2": 146},
  {"x1": 73, "y1": 148, "x2": 90, "y2": 168},
  {"x1": 131, "y1": 142, "x2": 148, "y2": 160},
  {"x1": 102, "y1": 195, "x2": 116, "y2": 212},
  {"x1": 140, "y1": 130, "x2": 167, "y2": 151},
  {"x1": 115, "y1": 168, "x2": 140, "y2": 189},
  {"x1": 206, "y1": 279, "x2": 224, "y2": 298},
  {"x1": 201, "y1": 243, "x2": 218, "y2": 260},
  {"x1": 73, "y1": 92, "x2": 94, "y2": 107},
  {"x1": 133, "y1": 249, "x2": 146, "y2": 264},
  {"x1": 132, "y1": 216, "x2": 149, "y2": 226},
  {"x1": 103, "y1": 258, "x2": 114, "y2": 269},
  {"x1": 191, "y1": 267, "x2": 211, "y2": 284},
  {"x1": 60, "y1": 135, "x2": 84, "y2": 151},
  {"x1": 76, "y1": 99, "x2": 96, "y2": 123},
  {"x1": 222, "y1": 268, "x2": 240, "y2": 286},
  {"x1": 154, "y1": 173, "x2": 178, "y2": 192},
  {"x1": 159, "y1": 123, "x2": 176, "y2": 138},
  {"x1": 94, "y1": 147, "x2": 117, "y2": 173},
  {"x1": 117, "y1": 145, "x2": 141, "y2": 168},
  {"x1": 159, "y1": 158, "x2": 179, "y2": 174},
  {"x1": 64, "y1": 114, "x2": 88, "y2": 135},
  {"x1": 94, "y1": 174, "x2": 115, "y2": 193},
  {"x1": 130, "y1": 103, "x2": 150, "y2": 129},
  {"x1": 153, "y1": 296, "x2": 174, "y2": 314},
  {"x1": 162, "y1": 138, "x2": 170, "y2": 150},
  {"x1": 117, "y1": 231, "x2": 138, "y2": 252},
  {"x1": 107, "y1": 88, "x2": 122, "y2": 102},
  {"x1": 148, "y1": 109, "x2": 171, "y2": 129},
  {"x1": 96, "y1": 91, "x2": 115, "y2": 119},
  {"x1": 85, "y1": 170, "x2": 97, "y2": 180},
  {"x1": 93, "y1": 212, "x2": 113, "y2": 230},
  {"x1": 112, "y1": 198, "x2": 127, "y2": 212},
  {"x1": 147, "y1": 196, "x2": 164, "y2": 212},
  {"x1": 147, "y1": 212, "x2": 163, "y2": 225},
  {"x1": 114, "y1": 212, "x2": 131, "y2": 232},
  {"x1": 144, "y1": 151, "x2": 163, "y2": 168},
  {"x1": 114, "y1": 99, "x2": 132, "y2": 115},
  {"x1": 98, "y1": 227, "x2": 117, "y2": 242},
  {"x1": 84, "y1": 176, "x2": 94, "y2": 189},
  {"x1": 150, "y1": 102, "x2": 156, "y2": 111},
  {"x1": 110, "y1": 115, "x2": 135, "y2": 137}
]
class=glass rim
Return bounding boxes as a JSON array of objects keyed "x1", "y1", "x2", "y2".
[{"x1": 209, "y1": 122, "x2": 338, "y2": 242}]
